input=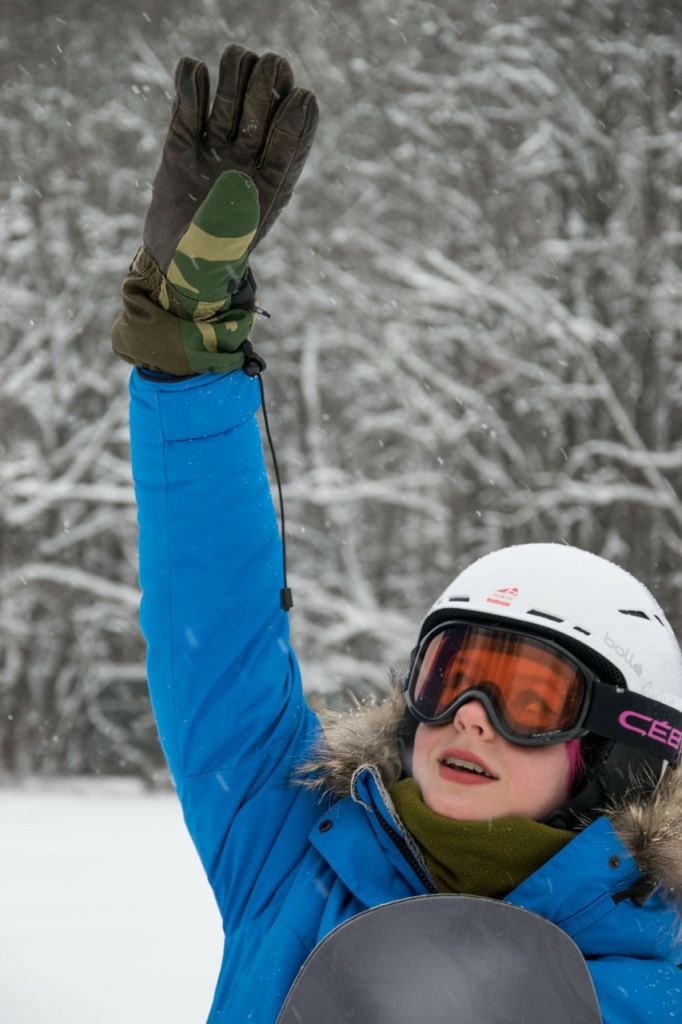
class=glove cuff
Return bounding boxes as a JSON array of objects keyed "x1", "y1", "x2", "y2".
[{"x1": 112, "y1": 248, "x2": 257, "y2": 377}]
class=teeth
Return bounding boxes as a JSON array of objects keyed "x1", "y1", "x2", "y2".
[{"x1": 442, "y1": 757, "x2": 491, "y2": 777}]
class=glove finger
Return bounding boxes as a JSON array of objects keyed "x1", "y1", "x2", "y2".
[
  {"x1": 256, "y1": 88, "x2": 319, "y2": 242},
  {"x1": 258, "y1": 86, "x2": 319, "y2": 176},
  {"x1": 167, "y1": 171, "x2": 260, "y2": 303},
  {"x1": 205, "y1": 44, "x2": 259, "y2": 151},
  {"x1": 234, "y1": 52, "x2": 295, "y2": 160},
  {"x1": 169, "y1": 56, "x2": 211, "y2": 145}
]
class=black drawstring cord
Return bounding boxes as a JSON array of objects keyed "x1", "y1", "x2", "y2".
[{"x1": 242, "y1": 339, "x2": 294, "y2": 612}]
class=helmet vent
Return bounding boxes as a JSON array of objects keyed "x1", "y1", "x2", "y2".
[
  {"x1": 619, "y1": 609, "x2": 649, "y2": 620},
  {"x1": 573, "y1": 626, "x2": 591, "y2": 636},
  {"x1": 527, "y1": 609, "x2": 563, "y2": 624},
  {"x1": 447, "y1": 595, "x2": 470, "y2": 602}
]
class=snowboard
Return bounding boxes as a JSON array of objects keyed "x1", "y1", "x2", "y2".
[{"x1": 277, "y1": 894, "x2": 602, "y2": 1023}]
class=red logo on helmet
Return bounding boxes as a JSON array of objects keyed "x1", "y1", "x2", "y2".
[{"x1": 486, "y1": 586, "x2": 519, "y2": 608}]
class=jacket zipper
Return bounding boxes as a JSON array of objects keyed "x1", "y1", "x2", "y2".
[{"x1": 374, "y1": 808, "x2": 438, "y2": 894}]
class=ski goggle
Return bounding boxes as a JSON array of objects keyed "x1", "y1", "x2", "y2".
[{"x1": 405, "y1": 620, "x2": 682, "y2": 762}]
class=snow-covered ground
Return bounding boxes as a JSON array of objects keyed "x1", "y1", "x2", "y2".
[{"x1": 0, "y1": 779, "x2": 223, "y2": 1024}]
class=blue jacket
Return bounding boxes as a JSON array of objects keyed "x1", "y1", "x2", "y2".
[{"x1": 129, "y1": 368, "x2": 682, "y2": 1023}]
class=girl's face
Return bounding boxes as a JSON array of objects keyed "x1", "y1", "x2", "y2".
[{"x1": 411, "y1": 698, "x2": 571, "y2": 821}]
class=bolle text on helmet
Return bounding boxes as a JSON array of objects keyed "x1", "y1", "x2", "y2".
[{"x1": 604, "y1": 631, "x2": 643, "y2": 676}]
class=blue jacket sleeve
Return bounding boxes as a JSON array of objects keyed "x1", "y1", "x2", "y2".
[{"x1": 129, "y1": 369, "x2": 323, "y2": 925}]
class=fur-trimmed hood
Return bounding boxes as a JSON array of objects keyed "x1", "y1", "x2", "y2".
[{"x1": 303, "y1": 687, "x2": 682, "y2": 904}]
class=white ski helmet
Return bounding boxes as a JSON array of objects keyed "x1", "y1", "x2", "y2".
[
  {"x1": 420, "y1": 543, "x2": 682, "y2": 712},
  {"x1": 411, "y1": 543, "x2": 682, "y2": 826}
]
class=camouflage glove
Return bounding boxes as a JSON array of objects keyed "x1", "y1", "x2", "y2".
[{"x1": 112, "y1": 45, "x2": 318, "y2": 376}]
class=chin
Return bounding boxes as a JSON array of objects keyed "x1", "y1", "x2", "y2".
[{"x1": 427, "y1": 791, "x2": 500, "y2": 821}]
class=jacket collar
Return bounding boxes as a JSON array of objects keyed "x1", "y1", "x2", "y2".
[{"x1": 351, "y1": 763, "x2": 433, "y2": 888}]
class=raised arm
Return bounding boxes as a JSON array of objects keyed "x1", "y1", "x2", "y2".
[{"x1": 113, "y1": 47, "x2": 322, "y2": 917}]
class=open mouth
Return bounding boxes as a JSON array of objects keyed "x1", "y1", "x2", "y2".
[{"x1": 439, "y1": 756, "x2": 497, "y2": 780}]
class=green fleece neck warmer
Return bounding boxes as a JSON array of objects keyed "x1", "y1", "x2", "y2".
[{"x1": 390, "y1": 778, "x2": 575, "y2": 898}]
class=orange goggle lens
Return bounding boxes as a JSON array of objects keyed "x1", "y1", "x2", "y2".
[{"x1": 410, "y1": 624, "x2": 587, "y2": 738}]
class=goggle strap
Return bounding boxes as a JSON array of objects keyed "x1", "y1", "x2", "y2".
[{"x1": 584, "y1": 686, "x2": 682, "y2": 765}]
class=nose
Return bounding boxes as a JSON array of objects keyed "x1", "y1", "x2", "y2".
[{"x1": 452, "y1": 698, "x2": 496, "y2": 739}]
